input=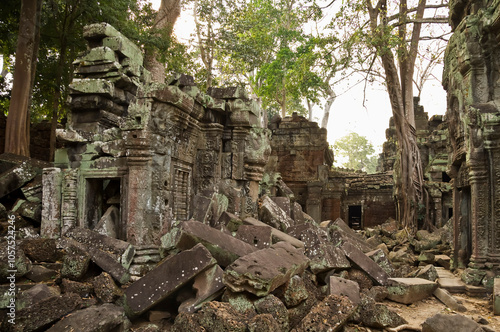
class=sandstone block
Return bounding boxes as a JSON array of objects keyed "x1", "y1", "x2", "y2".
[
  {"x1": 387, "y1": 277, "x2": 438, "y2": 304},
  {"x1": 329, "y1": 276, "x2": 361, "y2": 305},
  {"x1": 243, "y1": 217, "x2": 304, "y2": 249},
  {"x1": 223, "y1": 242, "x2": 309, "y2": 297},
  {"x1": 259, "y1": 195, "x2": 294, "y2": 232},
  {"x1": 341, "y1": 241, "x2": 389, "y2": 286},
  {"x1": 422, "y1": 313, "x2": 485, "y2": 332},
  {"x1": 121, "y1": 243, "x2": 216, "y2": 317},
  {"x1": 178, "y1": 264, "x2": 225, "y2": 313},
  {"x1": 433, "y1": 287, "x2": 467, "y2": 312},
  {"x1": 236, "y1": 225, "x2": 272, "y2": 249}
]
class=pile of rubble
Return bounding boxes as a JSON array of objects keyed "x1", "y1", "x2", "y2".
[{"x1": 0, "y1": 169, "x2": 497, "y2": 332}]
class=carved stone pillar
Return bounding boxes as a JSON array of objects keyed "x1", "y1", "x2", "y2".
[
  {"x1": 468, "y1": 162, "x2": 489, "y2": 269},
  {"x1": 125, "y1": 130, "x2": 153, "y2": 245},
  {"x1": 41, "y1": 168, "x2": 62, "y2": 238},
  {"x1": 306, "y1": 181, "x2": 323, "y2": 223},
  {"x1": 61, "y1": 169, "x2": 79, "y2": 236}
]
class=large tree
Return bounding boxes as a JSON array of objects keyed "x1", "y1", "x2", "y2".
[
  {"x1": 4, "y1": 0, "x2": 43, "y2": 156},
  {"x1": 333, "y1": 0, "x2": 449, "y2": 232},
  {"x1": 333, "y1": 132, "x2": 378, "y2": 173}
]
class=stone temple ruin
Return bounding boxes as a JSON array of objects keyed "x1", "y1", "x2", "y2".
[{"x1": 1, "y1": 0, "x2": 500, "y2": 329}]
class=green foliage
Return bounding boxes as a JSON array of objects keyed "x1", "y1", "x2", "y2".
[{"x1": 333, "y1": 132, "x2": 378, "y2": 173}]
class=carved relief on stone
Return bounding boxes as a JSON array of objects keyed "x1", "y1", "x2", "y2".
[
  {"x1": 61, "y1": 169, "x2": 79, "y2": 235},
  {"x1": 243, "y1": 128, "x2": 271, "y2": 181}
]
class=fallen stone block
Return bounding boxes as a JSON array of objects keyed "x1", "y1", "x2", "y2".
[
  {"x1": 16, "y1": 284, "x2": 61, "y2": 310},
  {"x1": 494, "y1": 278, "x2": 500, "y2": 315},
  {"x1": 61, "y1": 246, "x2": 91, "y2": 281},
  {"x1": 271, "y1": 196, "x2": 292, "y2": 217},
  {"x1": 219, "y1": 211, "x2": 242, "y2": 232},
  {"x1": 172, "y1": 301, "x2": 248, "y2": 332},
  {"x1": 120, "y1": 243, "x2": 217, "y2": 317},
  {"x1": 0, "y1": 246, "x2": 32, "y2": 282},
  {"x1": 359, "y1": 299, "x2": 407, "y2": 329},
  {"x1": 247, "y1": 314, "x2": 282, "y2": 332},
  {"x1": 93, "y1": 272, "x2": 123, "y2": 303},
  {"x1": 417, "y1": 264, "x2": 439, "y2": 281},
  {"x1": 254, "y1": 294, "x2": 289, "y2": 331},
  {"x1": 366, "y1": 248, "x2": 395, "y2": 275},
  {"x1": 291, "y1": 294, "x2": 357, "y2": 332},
  {"x1": 387, "y1": 277, "x2": 438, "y2": 304},
  {"x1": 224, "y1": 242, "x2": 309, "y2": 297},
  {"x1": 178, "y1": 264, "x2": 225, "y2": 313},
  {"x1": 433, "y1": 287, "x2": 467, "y2": 312},
  {"x1": 46, "y1": 303, "x2": 131, "y2": 332},
  {"x1": 163, "y1": 220, "x2": 257, "y2": 267},
  {"x1": 192, "y1": 194, "x2": 213, "y2": 225},
  {"x1": 243, "y1": 217, "x2": 304, "y2": 249},
  {"x1": 435, "y1": 254, "x2": 451, "y2": 269},
  {"x1": 327, "y1": 218, "x2": 374, "y2": 253},
  {"x1": 7, "y1": 293, "x2": 81, "y2": 332},
  {"x1": 20, "y1": 238, "x2": 60, "y2": 263},
  {"x1": 61, "y1": 279, "x2": 93, "y2": 297},
  {"x1": 60, "y1": 238, "x2": 130, "y2": 284},
  {"x1": 341, "y1": 241, "x2": 389, "y2": 286},
  {"x1": 273, "y1": 274, "x2": 309, "y2": 307},
  {"x1": 93, "y1": 205, "x2": 119, "y2": 238},
  {"x1": 12, "y1": 199, "x2": 41, "y2": 223},
  {"x1": 309, "y1": 244, "x2": 350, "y2": 274},
  {"x1": 258, "y1": 195, "x2": 294, "y2": 231},
  {"x1": 287, "y1": 272, "x2": 322, "y2": 329},
  {"x1": 422, "y1": 313, "x2": 486, "y2": 332},
  {"x1": 65, "y1": 227, "x2": 135, "y2": 268},
  {"x1": 0, "y1": 153, "x2": 49, "y2": 199},
  {"x1": 25, "y1": 265, "x2": 57, "y2": 282},
  {"x1": 329, "y1": 276, "x2": 361, "y2": 305},
  {"x1": 236, "y1": 225, "x2": 272, "y2": 249}
]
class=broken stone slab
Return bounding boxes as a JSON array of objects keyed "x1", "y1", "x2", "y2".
[
  {"x1": 243, "y1": 217, "x2": 304, "y2": 249},
  {"x1": 417, "y1": 264, "x2": 439, "y2": 281},
  {"x1": 433, "y1": 287, "x2": 467, "y2": 312},
  {"x1": 93, "y1": 205, "x2": 119, "y2": 238},
  {"x1": 150, "y1": 85, "x2": 195, "y2": 116},
  {"x1": 258, "y1": 195, "x2": 294, "y2": 232},
  {"x1": 435, "y1": 267, "x2": 466, "y2": 293},
  {"x1": 359, "y1": 299, "x2": 408, "y2": 329},
  {"x1": 0, "y1": 246, "x2": 32, "y2": 282},
  {"x1": 0, "y1": 153, "x2": 49, "y2": 198},
  {"x1": 236, "y1": 225, "x2": 272, "y2": 249},
  {"x1": 60, "y1": 279, "x2": 93, "y2": 297},
  {"x1": 59, "y1": 238, "x2": 130, "y2": 284},
  {"x1": 291, "y1": 294, "x2": 357, "y2": 332},
  {"x1": 93, "y1": 272, "x2": 123, "y2": 303},
  {"x1": 435, "y1": 254, "x2": 451, "y2": 269},
  {"x1": 120, "y1": 243, "x2": 217, "y2": 317},
  {"x1": 41, "y1": 167, "x2": 62, "y2": 239},
  {"x1": 192, "y1": 194, "x2": 213, "y2": 225},
  {"x1": 341, "y1": 241, "x2": 389, "y2": 286},
  {"x1": 20, "y1": 175, "x2": 43, "y2": 203},
  {"x1": 291, "y1": 202, "x2": 305, "y2": 224},
  {"x1": 20, "y1": 238, "x2": 60, "y2": 263},
  {"x1": 366, "y1": 248, "x2": 395, "y2": 275},
  {"x1": 247, "y1": 314, "x2": 282, "y2": 332},
  {"x1": 223, "y1": 241, "x2": 309, "y2": 297},
  {"x1": 178, "y1": 264, "x2": 225, "y2": 313},
  {"x1": 25, "y1": 265, "x2": 57, "y2": 282},
  {"x1": 12, "y1": 199, "x2": 41, "y2": 223},
  {"x1": 270, "y1": 196, "x2": 292, "y2": 217},
  {"x1": 327, "y1": 218, "x2": 374, "y2": 253},
  {"x1": 273, "y1": 274, "x2": 309, "y2": 307},
  {"x1": 386, "y1": 277, "x2": 438, "y2": 304},
  {"x1": 46, "y1": 303, "x2": 131, "y2": 332},
  {"x1": 422, "y1": 313, "x2": 487, "y2": 332},
  {"x1": 494, "y1": 278, "x2": 500, "y2": 315},
  {"x1": 16, "y1": 284, "x2": 61, "y2": 310},
  {"x1": 7, "y1": 292, "x2": 81, "y2": 332},
  {"x1": 219, "y1": 211, "x2": 243, "y2": 232},
  {"x1": 207, "y1": 86, "x2": 249, "y2": 99},
  {"x1": 308, "y1": 243, "x2": 351, "y2": 275},
  {"x1": 329, "y1": 276, "x2": 361, "y2": 305},
  {"x1": 254, "y1": 294, "x2": 289, "y2": 331},
  {"x1": 65, "y1": 227, "x2": 135, "y2": 268},
  {"x1": 163, "y1": 220, "x2": 257, "y2": 267}
]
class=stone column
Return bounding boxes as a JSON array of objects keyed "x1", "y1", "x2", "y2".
[
  {"x1": 468, "y1": 162, "x2": 489, "y2": 269},
  {"x1": 41, "y1": 168, "x2": 62, "y2": 238},
  {"x1": 125, "y1": 130, "x2": 153, "y2": 245},
  {"x1": 61, "y1": 169, "x2": 79, "y2": 236},
  {"x1": 307, "y1": 181, "x2": 323, "y2": 223}
]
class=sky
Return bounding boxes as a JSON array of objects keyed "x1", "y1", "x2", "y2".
[{"x1": 150, "y1": 0, "x2": 448, "y2": 156}]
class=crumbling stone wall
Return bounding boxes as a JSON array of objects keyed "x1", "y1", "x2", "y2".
[
  {"x1": 42, "y1": 23, "x2": 271, "y2": 245},
  {"x1": 443, "y1": 0, "x2": 500, "y2": 283}
]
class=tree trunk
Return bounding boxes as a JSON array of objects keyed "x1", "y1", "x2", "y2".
[
  {"x1": 144, "y1": 0, "x2": 181, "y2": 83},
  {"x1": 321, "y1": 86, "x2": 336, "y2": 128},
  {"x1": 307, "y1": 99, "x2": 313, "y2": 121},
  {"x1": 5, "y1": 0, "x2": 42, "y2": 157}
]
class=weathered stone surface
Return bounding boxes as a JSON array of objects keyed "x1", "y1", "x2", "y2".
[
  {"x1": 286, "y1": 272, "x2": 322, "y2": 329},
  {"x1": 247, "y1": 314, "x2": 282, "y2": 332},
  {"x1": 436, "y1": 267, "x2": 466, "y2": 293},
  {"x1": 223, "y1": 242, "x2": 309, "y2": 297},
  {"x1": 0, "y1": 154, "x2": 48, "y2": 198},
  {"x1": 41, "y1": 167, "x2": 62, "y2": 238},
  {"x1": 291, "y1": 295, "x2": 357, "y2": 332},
  {"x1": 0, "y1": 246, "x2": 32, "y2": 282},
  {"x1": 164, "y1": 220, "x2": 257, "y2": 267},
  {"x1": 121, "y1": 243, "x2": 216, "y2": 317},
  {"x1": 271, "y1": 197, "x2": 292, "y2": 217},
  {"x1": 258, "y1": 195, "x2": 294, "y2": 231},
  {"x1": 7, "y1": 293, "x2": 81, "y2": 332},
  {"x1": 347, "y1": 269, "x2": 373, "y2": 290},
  {"x1": 329, "y1": 276, "x2": 361, "y2": 305},
  {"x1": 221, "y1": 289, "x2": 257, "y2": 315},
  {"x1": 417, "y1": 264, "x2": 439, "y2": 281},
  {"x1": 12, "y1": 199, "x2": 41, "y2": 222},
  {"x1": 359, "y1": 300, "x2": 407, "y2": 329},
  {"x1": 172, "y1": 301, "x2": 248, "y2": 332},
  {"x1": 25, "y1": 265, "x2": 57, "y2": 282},
  {"x1": 61, "y1": 279, "x2": 93, "y2": 297},
  {"x1": 254, "y1": 294, "x2": 289, "y2": 331},
  {"x1": 16, "y1": 284, "x2": 61, "y2": 310},
  {"x1": 236, "y1": 225, "x2": 272, "y2": 249},
  {"x1": 178, "y1": 264, "x2": 225, "y2": 313},
  {"x1": 422, "y1": 313, "x2": 486, "y2": 332},
  {"x1": 93, "y1": 272, "x2": 123, "y2": 303},
  {"x1": 60, "y1": 238, "x2": 130, "y2": 284},
  {"x1": 273, "y1": 274, "x2": 309, "y2": 307},
  {"x1": 433, "y1": 287, "x2": 467, "y2": 312},
  {"x1": 93, "y1": 205, "x2": 119, "y2": 238},
  {"x1": 243, "y1": 217, "x2": 304, "y2": 249},
  {"x1": 46, "y1": 303, "x2": 131, "y2": 332},
  {"x1": 494, "y1": 278, "x2": 500, "y2": 315},
  {"x1": 341, "y1": 241, "x2": 389, "y2": 286},
  {"x1": 61, "y1": 246, "x2": 91, "y2": 281},
  {"x1": 328, "y1": 218, "x2": 374, "y2": 253},
  {"x1": 20, "y1": 238, "x2": 60, "y2": 263},
  {"x1": 366, "y1": 248, "x2": 395, "y2": 275},
  {"x1": 387, "y1": 277, "x2": 438, "y2": 304},
  {"x1": 65, "y1": 227, "x2": 135, "y2": 268}
]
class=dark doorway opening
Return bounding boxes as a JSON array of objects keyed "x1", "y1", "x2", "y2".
[{"x1": 348, "y1": 205, "x2": 362, "y2": 229}]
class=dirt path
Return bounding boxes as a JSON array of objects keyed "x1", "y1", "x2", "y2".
[{"x1": 383, "y1": 294, "x2": 500, "y2": 331}]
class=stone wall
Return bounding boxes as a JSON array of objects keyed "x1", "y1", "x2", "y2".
[{"x1": 443, "y1": 0, "x2": 500, "y2": 283}]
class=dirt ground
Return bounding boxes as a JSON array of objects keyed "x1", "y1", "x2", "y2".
[{"x1": 383, "y1": 294, "x2": 500, "y2": 331}]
